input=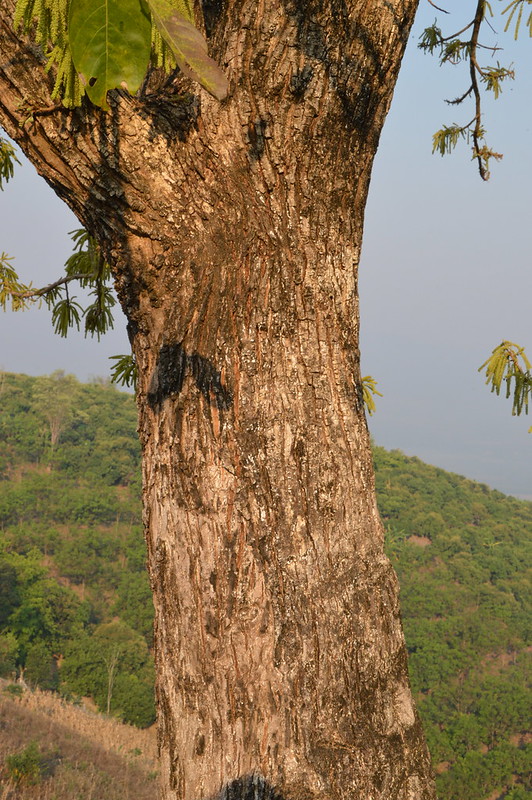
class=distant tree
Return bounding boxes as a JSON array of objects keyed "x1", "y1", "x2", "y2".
[
  {"x1": 112, "y1": 669, "x2": 157, "y2": 728},
  {"x1": 412, "y1": 512, "x2": 446, "y2": 540},
  {"x1": 24, "y1": 640, "x2": 59, "y2": 690},
  {"x1": 112, "y1": 571, "x2": 154, "y2": 645},
  {"x1": 31, "y1": 371, "x2": 79, "y2": 457},
  {"x1": 0, "y1": 559, "x2": 20, "y2": 626},
  {"x1": 103, "y1": 644, "x2": 121, "y2": 715},
  {"x1": 55, "y1": 528, "x2": 120, "y2": 584},
  {"x1": 7, "y1": 562, "x2": 86, "y2": 654},
  {"x1": 61, "y1": 621, "x2": 155, "y2": 726},
  {"x1": 505, "y1": 786, "x2": 530, "y2": 800},
  {"x1": 0, "y1": 631, "x2": 18, "y2": 677}
]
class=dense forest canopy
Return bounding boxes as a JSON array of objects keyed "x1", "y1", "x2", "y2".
[{"x1": 0, "y1": 372, "x2": 530, "y2": 799}]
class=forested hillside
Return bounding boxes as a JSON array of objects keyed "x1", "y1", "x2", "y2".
[
  {"x1": 0, "y1": 372, "x2": 530, "y2": 800},
  {"x1": 374, "y1": 448, "x2": 531, "y2": 800}
]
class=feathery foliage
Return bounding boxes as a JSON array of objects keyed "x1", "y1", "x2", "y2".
[
  {"x1": 0, "y1": 253, "x2": 33, "y2": 312},
  {"x1": 419, "y1": 0, "x2": 531, "y2": 180},
  {"x1": 109, "y1": 354, "x2": 138, "y2": 389},
  {"x1": 361, "y1": 375, "x2": 383, "y2": 416},
  {"x1": 0, "y1": 229, "x2": 116, "y2": 339},
  {"x1": 479, "y1": 342, "x2": 532, "y2": 430},
  {"x1": 0, "y1": 137, "x2": 20, "y2": 189},
  {"x1": 503, "y1": 0, "x2": 532, "y2": 38},
  {"x1": 1, "y1": 141, "x2": 117, "y2": 346},
  {"x1": 13, "y1": 0, "x2": 80, "y2": 106}
]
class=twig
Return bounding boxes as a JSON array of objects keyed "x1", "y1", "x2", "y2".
[
  {"x1": 427, "y1": 0, "x2": 449, "y2": 13},
  {"x1": 13, "y1": 272, "x2": 95, "y2": 299}
]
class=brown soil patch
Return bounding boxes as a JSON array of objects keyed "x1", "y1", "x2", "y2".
[{"x1": 407, "y1": 535, "x2": 432, "y2": 548}]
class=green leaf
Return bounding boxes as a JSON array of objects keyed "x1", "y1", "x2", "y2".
[
  {"x1": 68, "y1": 0, "x2": 152, "y2": 109},
  {"x1": 362, "y1": 375, "x2": 383, "y2": 416},
  {"x1": 51, "y1": 297, "x2": 83, "y2": 337},
  {"x1": 418, "y1": 22, "x2": 443, "y2": 54},
  {"x1": 0, "y1": 253, "x2": 33, "y2": 311},
  {"x1": 479, "y1": 341, "x2": 531, "y2": 421},
  {"x1": 432, "y1": 124, "x2": 469, "y2": 156},
  {"x1": 479, "y1": 63, "x2": 515, "y2": 100},
  {"x1": 503, "y1": 0, "x2": 532, "y2": 39},
  {"x1": 0, "y1": 137, "x2": 20, "y2": 190},
  {"x1": 84, "y1": 285, "x2": 116, "y2": 339},
  {"x1": 109, "y1": 354, "x2": 138, "y2": 388},
  {"x1": 146, "y1": 0, "x2": 228, "y2": 100}
]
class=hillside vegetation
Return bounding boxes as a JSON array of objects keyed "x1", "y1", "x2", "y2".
[
  {"x1": 0, "y1": 371, "x2": 530, "y2": 800},
  {"x1": 0, "y1": 677, "x2": 157, "y2": 799}
]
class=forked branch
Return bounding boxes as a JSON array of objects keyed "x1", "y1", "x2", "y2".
[{"x1": 420, "y1": 0, "x2": 521, "y2": 179}]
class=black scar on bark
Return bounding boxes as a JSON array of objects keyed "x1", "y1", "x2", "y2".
[
  {"x1": 212, "y1": 775, "x2": 286, "y2": 800},
  {"x1": 247, "y1": 118, "x2": 268, "y2": 160},
  {"x1": 148, "y1": 342, "x2": 233, "y2": 411},
  {"x1": 290, "y1": 65, "x2": 314, "y2": 99}
]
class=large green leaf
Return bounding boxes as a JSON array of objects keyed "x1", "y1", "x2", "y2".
[
  {"x1": 68, "y1": 0, "x2": 152, "y2": 109},
  {"x1": 147, "y1": 0, "x2": 228, "y2": 100}
]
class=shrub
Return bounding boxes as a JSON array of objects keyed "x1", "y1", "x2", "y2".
[
  {"x1": 3, "y1": 682, "x2": 23, "y2": 698},
  {"x1": 4, "y1": 741, "x2": 59, "y2": 786}
]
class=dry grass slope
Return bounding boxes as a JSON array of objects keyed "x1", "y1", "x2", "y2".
[{"x1": 0, "y1": 682, "x2": 158, "y2": 800}]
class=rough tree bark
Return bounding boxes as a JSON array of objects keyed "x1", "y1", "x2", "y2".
[{"x1": 0, "y1": 1, "x2": 436, "y2": 799}]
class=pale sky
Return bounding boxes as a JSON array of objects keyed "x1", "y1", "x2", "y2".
[{"x1": 1, "y1": 1, "x2": 531, "y2": 498}]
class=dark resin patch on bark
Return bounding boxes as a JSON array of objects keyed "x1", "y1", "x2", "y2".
[
  {"x1": 247, "y1": 119, "x2": 268, "y2": 160},
  {"x1": 148, "y1": 342, "x2": 233, "y2": 410}
]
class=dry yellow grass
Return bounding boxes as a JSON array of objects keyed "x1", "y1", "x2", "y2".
[
  {"x1": 9, "y1": 682, "x2": 157, "y2": 766},
  {"x1": 0, "y1": 682, "x2": 159, "y2": 800}
]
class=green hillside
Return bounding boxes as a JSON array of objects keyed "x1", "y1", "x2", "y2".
[
  {"x1": 0, "y1": 371, "x2": 530, "y2": 800},
  {"x1": 374, "y1": 447, "x2": 531, "y2": 800}
]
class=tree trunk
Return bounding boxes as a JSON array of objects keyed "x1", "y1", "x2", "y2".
[{"x1": 0, "y1": 1, "x2": 436, "y2": 799}]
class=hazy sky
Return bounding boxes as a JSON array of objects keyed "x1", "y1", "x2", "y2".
[{"x1": 1, "y1": 1, "x2": 531, "y2": 498}]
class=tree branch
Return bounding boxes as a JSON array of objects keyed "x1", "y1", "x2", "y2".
[
  {"x1": 469, "y1": 1, "x2": 487, "y2": 178},
  {"x1": 427, "y1": 0, "x2": 449, "y2": 13},
  {"x1": 12, "y1": 272, "x2": 94, "y2": 300}
]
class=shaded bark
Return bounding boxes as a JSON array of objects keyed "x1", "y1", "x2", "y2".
[{"x1": 0, "y1": 1, "x2": 436, "y2": 799}]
